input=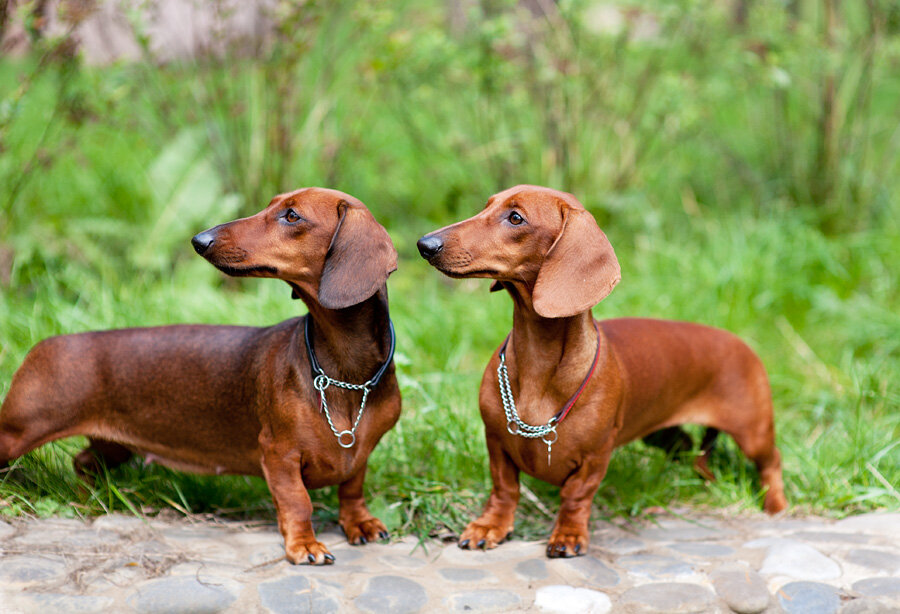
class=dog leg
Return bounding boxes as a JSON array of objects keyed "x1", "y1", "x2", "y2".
[
  {"x1": 459, "y1": 437, "x2": 520, "y2": 550},
  {"x1": 338, "y1": 463, "x2": 389, "y2": 545},
  {"x1": 729, "y1": 427, "x2": 787, "y2": 514},
  {"x1": 260, "y1": 445, "x2": 334, "y2": 565},
  {"x1": 547, "y1": 450, "x2": 613, "y2": 558},
  {"x1": 693, "y1": 427, "x2": 720, "y2": 481},
  {"x1": 73, "y1": 438, "x2": 133, "y2": 480}
]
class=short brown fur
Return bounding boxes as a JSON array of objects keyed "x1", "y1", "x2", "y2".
[
  {"x1": 0, "y1": 188, "x2": 401, "y2": 565},
  {"x1": 418, "y1": 185, "x2": 786, "y2": 558}
]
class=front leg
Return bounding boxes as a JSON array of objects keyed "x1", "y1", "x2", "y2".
[
  {"x1": 338, "y1": 462, "x2": 389, "y2": 545},
  {"x1": 260, "y1": 444, "x2": 334, "y2": 565},
  {"x1": 460, "y1": 435, "x2": 520, "y2": 550},
  {"x1": 546, "y1": 451, "x2": 612, "y2": 558}
]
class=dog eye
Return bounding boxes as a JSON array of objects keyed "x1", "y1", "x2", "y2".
[
  {"x1": 283, "y1": 209, "x2": 301, "y2": 223},
  {"x1": 508, "y1": 211, "x2": 524, "y2": 225}
]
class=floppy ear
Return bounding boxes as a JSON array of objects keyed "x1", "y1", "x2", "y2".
[
  {"x1": 318, "y1": 201, "x2": 398, "y2": 310},
  {"x1": 532, "y1": 206, "x2": 621, "y2": 318}
]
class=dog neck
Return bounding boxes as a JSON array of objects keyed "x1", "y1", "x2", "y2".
[
  {"x1": 299, "y1": 288, "x2": 393, "y2": 385},
  {"x1": 504, "y1": 284, "x2": 600, "y2": 407}
]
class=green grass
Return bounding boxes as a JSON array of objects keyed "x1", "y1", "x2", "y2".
[{"x1": 1, "y1": 0, "x2": 898, "y2": 538}]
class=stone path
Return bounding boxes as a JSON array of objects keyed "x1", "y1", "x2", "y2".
[{"x1": 0, "y1": 511, "x2": 898, "y2": 613}]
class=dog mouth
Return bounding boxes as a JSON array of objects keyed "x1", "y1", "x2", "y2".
[
  {"x1": 211, "y1": 263, "x2": 279, "y2": 277},
  {"x1": 432, "y1": 264, "x2": 498, "y2": 279}
]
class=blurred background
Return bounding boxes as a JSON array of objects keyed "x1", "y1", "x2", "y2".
[{"x1": 0, "y1": 0, "x2": 898, "y2": 534}]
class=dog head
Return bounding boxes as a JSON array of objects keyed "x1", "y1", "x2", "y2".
[
  {"x1": 193, "y1": 188, "x2": 397, "y2": 310},
  {"x1": 417, "y1": 185, "x2": 620, "y2": 318}
]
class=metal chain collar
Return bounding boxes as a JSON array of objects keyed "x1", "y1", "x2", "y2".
[
  {"x1": 313, "y1": 372, "x2": 371, "y2": 449},
  {"x1": 497, "y1": 321, "x2": 601, "y2": 466},
  {"x1": 498, "y1": 353, "x2": 559, "y2": 465},
  {"x1": 305, "y1": 317, "x2": 396, "y2": 449}
]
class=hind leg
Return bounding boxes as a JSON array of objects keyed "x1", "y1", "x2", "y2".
[
  {"x1": 731, "y1": 426, "x2": 787, "y2": 514},
  {"x1": 73, "y1": 438, "x2": 133, "y2": 480},
  {"x1": 708, "y1": 398, "x2": 786, "y2": 514}
]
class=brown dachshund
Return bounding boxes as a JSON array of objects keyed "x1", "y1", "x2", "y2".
[
  {"x1": 417, "y1": 185, "x2": 787, "y2": 558},
  {"x1": 0, "y1": 188, "x2": 400, "y2": 565}
]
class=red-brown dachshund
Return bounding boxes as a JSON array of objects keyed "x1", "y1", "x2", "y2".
[
  {"x1": 0, "y1": 188, "x2": 400, "y2": 565},
  {"x1": 418, "y1": 185, "x2": 786, "y2": 558}
]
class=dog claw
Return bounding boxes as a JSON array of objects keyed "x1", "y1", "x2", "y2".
[
  {"x1": 574, "y1": 543, "x2": 581, "y2": 554},
  {"x1": 307, "y1": 553, "x2": 315, "y2": 563},
  {"x1": 459, "y1": 539, "x2": 470, "y2": 549},
  {"x1": 324, "y1": 553, "x2": 335, "y2": 564},
  {"x1": 378, "y1": 530, "x2": 389, "y2": 540},
  {"x1": 477, "y1": 539, "x2": 486, "y2": 549}
]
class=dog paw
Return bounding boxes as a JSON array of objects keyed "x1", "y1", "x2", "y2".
[
  {"x1": 546, "y1": 528, "x2": 589, "y2": 558},
  {"x1": 458, "y1": 521, "x2": 511, "y2": 551},
  {"x1": 341, "y1": 516, "x2": 389, "y2": 546},
  {"x1": 284, "y1": 539, "x2": 335, "y2": 565}
]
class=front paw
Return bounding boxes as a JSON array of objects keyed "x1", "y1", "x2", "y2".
[
  {"x1": 546, "y1": 526, "x2": 589, "y2": 558},
  {"x1": 285, "y1": 539, "x2": 335, "y2": 565},
  {"x1": 458, "y1": 521, "x2": 512, "y2": 551},
  {"x1": 340, "y1": 516, "x2": 389, "y2": 546}
]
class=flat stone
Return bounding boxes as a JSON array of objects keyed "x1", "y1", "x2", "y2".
[
  {"x1": 0, "y1": 555, "x2": 68, "y2": 586},
  {"x1": 355, "y1": 575, "x2": 428, "y2": 613},
  {"x1": 514, "y1": 558, "x2": 548, "y2": 580},
  {"x1": 248, "y1": 543, "x2": 288, "y2": 566},
  {"x1": 445, "y1": 589, "x2": 521, "y2": 612},
  {"x1": 258, "y1": 575, "x2": 339, "y2": 614},
  {"x1": 0, "y1": 520, "x2": 16, "y2": 539},
  {"x1": 319, "y1": 547, "x2": 363, "y2": 564},
  {"x1": 91, "y1": 514, "x2": 149, "y2": 532},
  {"x1": 757, "y1": 541, "x2": 841, "y2": 580},
  {"x1": 438, "y1": 567, "x2": 490, "y2": 582},
  {"x1": 596, "y1": 535, "x2": 646, "y2": 554},
  {"x1": 10, "y1": 593, "x2": 115, "y2": 614},
  {"x1": 618, "y1": 554, "x2": 695, "y2": 579},
  {"x1": 711, "y1": 567, "x2": 771, "y2": 614},
  {"x1": 792, "y1": 531, "x2": 871, "y2": 544},
  {"x1": 225, "y1": 529, "x2": 283, "y2": 548},
  {"x1": 845, "y1": 549, "x2": 900, "y2": 574},
  {"x1": 638, "y1": 519, "x2": 734, "y2": 542},
  {"x1": 834, "y1": 514, "x2": 900, "y2": 534},
  {"x1": 438, "y1": 540, "x2": 547, "y2": 565},
  {"x1": 84, "y1": 558, "x2": 149, "y2": 591},
  {"x1": 166, "y1": 562, "x2": 245, "y2": 578},
  {"x1": 378, "y1": 554, "x2": 426, "y2": 569},
  {"x1": 620, "y1": 582, "x2": 717, "y2": 613},
  {"x1": 668, "y1": 542, "x2": 735, "y2": 557},
  {"x1": 555, "y1": 555, "x2": 620, "y2": 587},
  {"x1": 533, "y1": 585, "x2": 612, "y2": 614},
  {"x1": 12, "y1": 527, "x2": 122, "y2": 548},
  {"x1": 839, "y1": 599, "x2": 896, "y2": 614},
  {"x1": 777, "y1": 581, "x2": 842, "y2": 614},
  {"x1": 852, "y1": 577, "x2": 900, "y2": 600},
  {"x1": 126, "y1": 575, "x2": 241, "y2": 614}
]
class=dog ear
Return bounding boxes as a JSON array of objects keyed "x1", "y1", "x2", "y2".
[
  {"x1": 532, "y1": 206, "x2": 620, "y2": 318},
  {"x1": 318, "y1": 201, "x2": 398, "y2": 310}
]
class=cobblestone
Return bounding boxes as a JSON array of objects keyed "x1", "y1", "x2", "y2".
[{"x1": 0, "y1": 510, "x2": 897, "y2": 612}]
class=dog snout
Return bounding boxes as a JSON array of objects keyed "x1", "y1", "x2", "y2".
[
  {"x1": 416, "y1": 234, "x2": 444, "y2": 260},
  {"x1": 191, "y1": 230, "x2": 216, "y2": 255}
]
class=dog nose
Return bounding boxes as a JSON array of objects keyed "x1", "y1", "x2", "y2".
[
  {"x1": 191, "y1": 231, "x2": 215, "y2": 255},
  {"x1": 417, "y1": 235, "x2": 444, "y2": 260}
]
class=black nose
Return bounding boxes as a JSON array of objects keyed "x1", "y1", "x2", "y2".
[
  {"x1": 191, "y1": 230, "x2": 215, "y2": 255},
  {"x1": 417, "y1": 234, "x2": 444, "y2": 260}
]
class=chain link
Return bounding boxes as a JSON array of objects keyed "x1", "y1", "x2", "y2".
[
  {"x1": 497, "y1": 353, "x2": 558, "y2": 464},
  {"x1": 313, "y1": 373, "x2": 371, "y2": 449}
]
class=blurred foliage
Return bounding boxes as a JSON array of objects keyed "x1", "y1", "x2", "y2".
[{"x1": 0, "y1": 0, "x2": 898, "y2": 527}]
